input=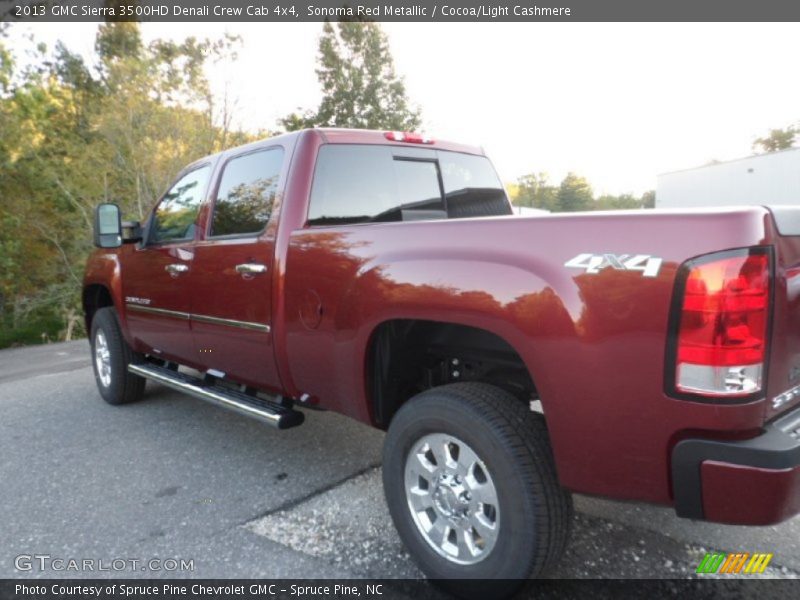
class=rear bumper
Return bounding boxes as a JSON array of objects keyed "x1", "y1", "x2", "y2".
[{"x1": 672, "y1": 406, "x2": 800, "y2": 525}]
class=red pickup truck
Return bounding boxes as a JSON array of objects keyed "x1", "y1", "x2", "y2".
[{"x1": 84, "y1": 128, "x2": 800, "y2": 593}]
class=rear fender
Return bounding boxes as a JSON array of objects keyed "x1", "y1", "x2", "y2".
[{"x1": 349, "y1": 256, "x2": 577, "y2": 413}]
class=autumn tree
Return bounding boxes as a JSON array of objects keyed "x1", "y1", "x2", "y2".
[
  {"x1": 512, "y1": 170, "x2": 654, "y2": 212},
  {"x1": 281, "y1": 21, "x2": 421, "y2": 131},
  {"x1": 0, "y1": 24, "x2": 11, "y2": 93},
  {"x1": 595, "y1": 193, "x2": 642, "y2": 210},
  {"x1": 753, "y1": 126, "x2": 797, "y2": 153},
  {"x1": 0, "y1": 23, "x2": 255, "y2": 346},
  {"x1": 556, "y1": 173, "x2": 593, "y2": 212},
  {"x1": 640, "y1": 190, "x2": 656, "y2": 209},
  {"x1": 514, "y1": 173, "x2": 558, "y2": 211}
]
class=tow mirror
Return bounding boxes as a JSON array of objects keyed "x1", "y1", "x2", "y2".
[{"x1": 93, "y1": 203, "x2": 122, "y2": 248}]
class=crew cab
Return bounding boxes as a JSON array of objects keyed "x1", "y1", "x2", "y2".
[{"x1": 84, "y1": 128, "x2": 800, "y2": 596}]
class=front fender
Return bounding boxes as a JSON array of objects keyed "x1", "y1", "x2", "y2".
[{"x1": 83, "y1": 248, "x2": 132, "y2": 346}]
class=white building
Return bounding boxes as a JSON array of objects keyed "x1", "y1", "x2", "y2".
[{"x1": 657, "y1": 147, "x2": 800, "y2": 208}]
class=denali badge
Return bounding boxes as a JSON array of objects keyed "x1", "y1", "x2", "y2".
[
  {"x1": 125, "y1": 296, "x2": 151, "y2": 305},
  {"x1": 565, "y1": 253, "x2": 663, "y2": 278}
]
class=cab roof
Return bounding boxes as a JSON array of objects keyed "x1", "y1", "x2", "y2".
[
  {"x1": 182, "y1": 128, "x2": 486, "y2": 175},
  {"x1": 308, "y1": 128, "x2": 486, "y2": 156}
]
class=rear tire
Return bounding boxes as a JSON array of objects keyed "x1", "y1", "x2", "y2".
[
  {"x1": 90, "y1": 307, "x2": 145, "y2": 405},
  {"x1": 382, "y1": 383, "x2": 573, "y2": 599}
]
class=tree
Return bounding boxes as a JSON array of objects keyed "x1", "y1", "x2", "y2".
[
  {"x1": 556, "y1": 173, "x2": 593, "y2": 212},
  {"x1": 513, "y1": 168, "x2": 655, "y2": 213},
  {"x1": 0, "y1": 25, "x2": 12, "y2": 93},
  {"x1": 514, "y1": 172, "x2": 558, "y2": 211},
  {"x1": 753, "y1": 126, "x2": 797, "y2": 153},
  {"x1": 595, "y1": 193, "x2": 642, "y2": 210},
  {"x1": 0, "y1": 22, "x2": 256, "y2": 347},
  {"x1": 280, "y1": 21, "x2": 421, "y2": 131},
  {"x1": 95, "y1": 21, "x2": 142, "y2": 64}
]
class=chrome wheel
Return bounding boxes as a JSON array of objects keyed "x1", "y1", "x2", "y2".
[
  {"x1": 404, "y1": 433, "x2": 499, "y2": 565},
  {"x1": 94, "y1": 330, "x2": 112, "y2": 387}
]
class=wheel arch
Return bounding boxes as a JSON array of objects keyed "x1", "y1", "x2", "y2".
[
  {"x1": 83, "y1": 250, "x2": 132, "y2": 345},
  {"x1": 364, "y1": 317, "x2": 541, "y2": 429},
  {"x1": 82, "y1": 283, "x2": 115, "y2": 335},
  {"x1": 342, "y1": 253, "x2": 574, "y2": 429}
]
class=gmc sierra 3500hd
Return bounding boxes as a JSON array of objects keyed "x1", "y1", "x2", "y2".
[{"x1": 84, "y1": 128, "x2": 800, "y2": 596}]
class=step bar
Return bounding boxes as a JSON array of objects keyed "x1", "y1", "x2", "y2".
[{"x1": 128, "y1": 363, "x2": 304, "y2": 429}]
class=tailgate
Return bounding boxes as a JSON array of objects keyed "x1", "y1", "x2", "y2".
[{"x1": 766, "y1": 207, "x2": 800, "y2": 419}]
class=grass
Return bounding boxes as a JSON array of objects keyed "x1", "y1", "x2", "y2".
[{"x1": 0, "y1": 313, "x2": 67, "y2": 349}]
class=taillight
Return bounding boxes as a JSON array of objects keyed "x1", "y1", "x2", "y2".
[
  {"x1": 669, "y1": 248, "x2": 771, "y2": 399},
  {"x1": 384, "y1": 131, "x2": 434, "y2": 144}
]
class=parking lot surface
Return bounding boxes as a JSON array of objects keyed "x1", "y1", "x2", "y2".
[{"x1": 1, "y1": 341, "x2": 799, "y2": 590}]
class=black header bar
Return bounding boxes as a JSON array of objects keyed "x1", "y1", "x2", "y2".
[
  {"x1": 2, "y1": 0, "x2": 800, "y2": 23},
  {"x1": 3, "y1": 579, "x2": 800, "y2": 600}
]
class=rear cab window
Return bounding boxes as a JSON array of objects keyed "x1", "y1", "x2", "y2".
[{"x1": 307, "y1": 145, "x2": 510, "y2": 226}]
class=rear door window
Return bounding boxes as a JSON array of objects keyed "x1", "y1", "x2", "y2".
[{"x1": 210, "y1": 147, "x2": 284, "y2": 237}]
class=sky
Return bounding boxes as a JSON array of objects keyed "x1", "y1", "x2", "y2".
[{"x1": 6, "y1": 22, "x2": 800, "y2": 195}]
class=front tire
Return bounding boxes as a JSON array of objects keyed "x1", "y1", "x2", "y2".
[
  {"x1": 90, "y1": 307, "x2": 145, "y2": 405},
  {"x1": 382, "y1": 383, "x2": 573, "y2": 599}
]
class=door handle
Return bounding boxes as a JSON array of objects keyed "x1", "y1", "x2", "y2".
[
  {"x1": 165, "y1": 263, "x2": 189, "y2": 274},
  {"x1": 236, "y1": 263, "x2": 268, "y2": 275}
]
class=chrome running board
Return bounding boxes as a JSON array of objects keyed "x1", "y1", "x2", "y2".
[{"x1": 128, "y1": 363, "x2": 304, "y2": 429}]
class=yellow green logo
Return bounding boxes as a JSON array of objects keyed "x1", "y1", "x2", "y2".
[{"x1": 696, "y1": 552, "x2": 773, "y2": 574}]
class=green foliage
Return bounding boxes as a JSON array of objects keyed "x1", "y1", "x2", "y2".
[
  {"x1": 556, "y1": 173, "x2": 593, "y2": 212},
  {"x1": 0, "y1": 311, "x2": 64, "y2": 348},
  {"x1": 595, "y1": 193, "x2": 641, "y2": 210},
  {"x1": 281, "y1": 21, "x2": 421, "y2": 132},
  {"x1": 0, "y1": 23, "x2": 255, "y2": 348},
  {"x1": 514, "y1": 172, "x2": 558, "y2": 211},
  {"x1": 95, "y1": 21, "x2": 142, "y2": 63},
  {"x1": 753, "y1": 126, "x2": 797, "y2": 153},
  {"x1": 511, "y1": 171, "x2": 655, "y2": 213},
  {"x1": 0, "y1": 28, "x2": 12, "y2": 93}
]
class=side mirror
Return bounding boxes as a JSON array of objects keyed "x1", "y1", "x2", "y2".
[{"x1": 93, "y1": 203, "x2": 122, "y2": 248}]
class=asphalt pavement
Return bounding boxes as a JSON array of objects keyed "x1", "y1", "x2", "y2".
[{"x1": 1, "y1": 340, "x2": 799, "y2": 588}]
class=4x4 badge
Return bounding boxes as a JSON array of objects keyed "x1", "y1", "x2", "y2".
[{"x1": 565, "y1": 253, "x2": 663, "y2": 278}]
